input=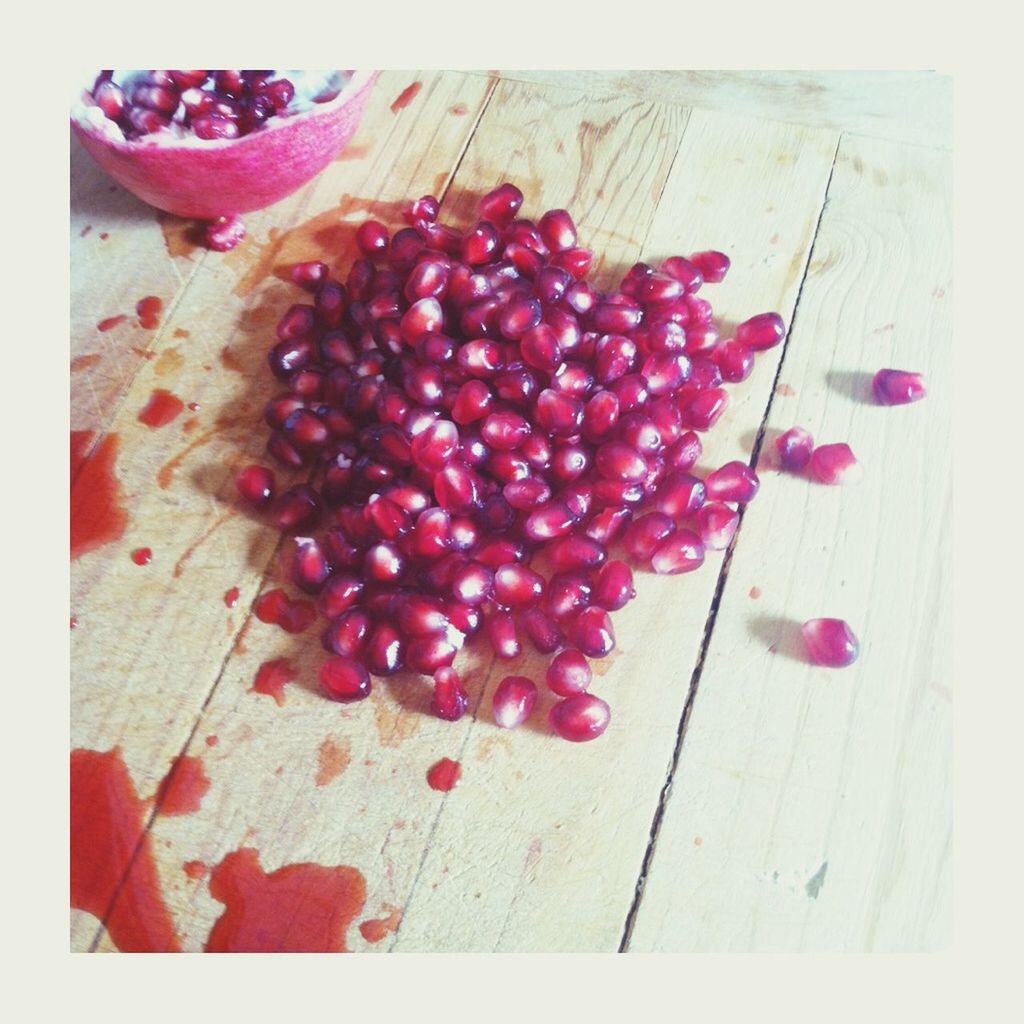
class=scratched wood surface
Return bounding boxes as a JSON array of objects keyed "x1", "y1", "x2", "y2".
[{"x1": 70, "y1": 71, "x2": 952, "y2": 952}]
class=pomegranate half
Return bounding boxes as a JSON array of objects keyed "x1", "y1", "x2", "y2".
[{"x1": 71, "y1": 71, "x2": 379, "y2": 219}]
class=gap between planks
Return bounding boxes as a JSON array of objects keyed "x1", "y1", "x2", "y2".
[
  {"x1": 616, "y1": 134, "x2": 842, "y2": 952},
  {"x1": 84, "y1": 73, "x2": 501, "y2": 954}
]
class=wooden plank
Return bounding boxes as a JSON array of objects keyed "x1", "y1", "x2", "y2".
[
  {"x1": 107, "y1": 78, "x2": 690, "y2": 954},
  {"x1": 489, "y1": 70, "x2": 952, "y2": 150},
  {"x1": 625, "y1": 134, "x2": 952, "y2": 951},
  {"x1": 389, "y1": 109, "x2": 838, "y2": 952},
  {"x1": 71, "y1": 70, "x2": 496, "y2": 952}
]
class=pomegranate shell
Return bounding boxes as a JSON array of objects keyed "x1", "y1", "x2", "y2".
[{"x1": 71, "y1": 71, "x2": 379, "y2": 219}]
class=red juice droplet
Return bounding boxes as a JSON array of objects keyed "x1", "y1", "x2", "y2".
[
  {"x1": 136, "y1": 295, "x2": 163, "y2": 330},
  {"x1": 183, "y1": 860, "x2": 209, "y2": 880},
  {"x1": 71, "y1": 431, "x2": 129, "y2": 560},
  {"x1": 138, "y1": 388, "x2": 185, "y2": 428},
  {"x1": 358, "y1": 904, "x2": 402, "y2": 944},
  {"x1": 749, "y1": 586, "x2": 762, "y2": 599},
  {"x1": 205, "y1": 734, "x2": 219, "y2": 747},
  {"x1": 70, "y1": 748, "x2": 182, "y2": 952},
  {"x1": 390, "y1": 80, "x2": 422, "y2": 113},
  {"x1": 100, "y1": 231, "x2": 110, "y2": 240},
  {"x1": 71, "y1": 353, "x2": 102, "y2": 373},
  {"x1": 97, "y1": 314, "x2": 127, "y2": 332},
  {"x1": 427, "y1": 757, "x2": 461, "y2": 792},
  {"x1": 131, "y1": 547, "x2": 152, "y2": 565},
  {"x1": 154, "y1": 754, "x2": 211, "y2": 816},
  {"x1": 251, "y1": 658, "x2": 298, "y2": 707},
  {"x1": 204, "y1": 848, "x2": 366, "y2": 952},
  {"x1": 220, "y1": 346, "x2": 245, "y2": 372},
  {"x1": 187, "y1": 401, "x2": 200, "y2": 412},
  {"x1": 70, "y1": 616, "x2": 78, "y2": 630},
  {"x1": 224, "y1": 586, "x2": 240, "y2": 608},
  {"x1": 254, "y1": 588, "x2": 316, "y2": 634}
]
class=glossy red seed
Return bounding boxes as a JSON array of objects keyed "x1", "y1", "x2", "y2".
[
  {"x1": 503, "y1": 477, "x2": 551, "y2": 510},
  {"x1": 235, "y1": 465, "x2": 275, "y2": 507},
  {"x1": 356, "y1": 220, "x2": 389, "y2": 256},
  {"x1": 660, "y1": 256, "x2": 704, "y2": 293},
  {"x1": 568, "y1": 606, "x2": 615, "y2": 658},
  {"x1": 271, "y1": 485, "x2": 321, "y2": 532},
  {"x1": 317, "y1": 574, "x2": 363, "y2": 619},
  {"x1": 545, "y1": 649, "x2": 592, "y2": 697},
  {"x1": 479, "y1": 183, "x2": 524, "y2": 228},
  {"x1": 624, "y1": 512, "x2": 675, "y2": 561},
  {"x1": 655, "y1": 471, "x2": 706, "y2": 519},
  {"x1": 206, "y1": 215, "x2": 246, "y2": 252},
  {"x1": 715, "y1": 340, "x2": 755, "y2": 383},
  {"x1": 323, "y1": 609, "x2": 372, "y2": 658},
  {"x1": 682, "y1": 388, "x2": 729, "y2": 430},
  {"x1": 319, "y1": 657, "x2": 371, "y2": 702},
  {"x1": 364, "y1": 622, "x2": 404, "y2": 676},
  {"x1": 550, "y1": 694, "x2": 611, "y2": 742},
  {"x1": 291, "y1": 537, "x2": 330, "y2": 593},
  {"x1": 463, "y1": 221, "x2": 500, "y2": 265},
  {"x1": 591, "y1": 560, "x2": 635, "y2": 611},
  {"x1": 872, "y1": 369, "x2": 927, "y2": 405},
  {"x1": 696, "y1": 503, "x2": 739, "y2": 550},
  {"x1": 584, "y1": 506, "x2": 633, "y2": 545},
  {"x1": 651, "y1": 529, "x2": 705, "y2": 575},
  {"x1": 547, "y1": 536, "x2": 607, "y2": 573},
  {"x1": 775, "y1": 427, "x2": 815, "y2": 471},
  {"x1": 809, "y1": 443, "x2": 863, "y2": 485},
  {"x1": 451, "y1": 562, "x2": 494, "y2": 605},
  {"x1": 525, "y1": 502, "x2": 576, "y2": 541},
  {"x1": 493, "y1": 563, "x2": 545, "y2": 607},
  {"x1": 521, "y1": 608, "x2": 564, "y2": 654},
  {"x1": 705, "y1": 462, "x2": 760, "y2": 503},
  {"x1": 487, "y1": 610, "x2": 521, "y2": 659},
  {"x1": 406, "y1": 635, "x2": 459, "y2": 674},
  {"x1": 802, "y1": 618, "x2": 860, "y2": 668},
  {"x1": 596, "y1": 441, "x2": 647, "y2": 483},
  {"x1": 432, "y1": 667, "x2": 470, "y2": 721},
  {"x1": 538, "y1": 209, "x2": 577, "y2": 252},
  {"x1": 492, "y1": 676, "x2": 538, "y2": 729},
  {"x1": 736, "y1": 312, "x2": 785, "y2": 351}
]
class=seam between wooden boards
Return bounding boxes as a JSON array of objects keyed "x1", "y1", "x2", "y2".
[
  {"x1": 616, "y1": 132, "x2": 843, "y2": 952},
  {"x1": 83, "y1": 71, "x2": 501, "y2": 954}
]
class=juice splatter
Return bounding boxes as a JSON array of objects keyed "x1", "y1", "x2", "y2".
[
  {"x1": 138, "y1": 388, "x2": 185, "y2": 428},
  {"x1": 358, "y1": 904, "x2": 402, "y2": 944},
  {"x1": 315, "y1": 738, "x2": 352, "y2": 787},
  {"x1": 154, "y1": 754, "x2": 211, "y2": 816},
  {"x1": 390, "y1": 81, "x2": 422, "y2": 113},
  {"x1": 131, "y1": 547, "x2": 152, "y2": 566},
  {"x1": 427, "y1": 757, "x2": 461, "y2": 792},
  {"x1": 71, "y1": 431, "x2": 128, "y2": 559},
  {"x1": 71, "y1": 353, "x2": 102, "y2": 373},
  {"x1": 136, "y1": 296, "x2": 163, "y2": 330},
  {"x1": 97, "y1": 315, "x2": 127, "y2": 332},
  {"x1": 251, "y1": 659, "x2": 298, "y2": 707}
]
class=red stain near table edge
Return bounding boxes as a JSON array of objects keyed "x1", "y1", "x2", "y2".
[
  {"x1": 70, "y1": 748, "x2": 182, "y2": 952},
  {"x1": 204, "y1": 848, "x2": 366, "y2": 952},
  {"x1": 71, "y1": 431, "x2": 129, "y2": 560},
  {"x1": 427, "y1": 757, "x2": 461, "y2": 792},
  {"x1": 138, "y1": 388, "x2": 185, "y2": 428},
  {"x1": 130, "y1": 547, "x2": 152, "y2": 565},
  {"x1": 97, "y1": 314, "x2": 127, "y2": 332},
  {"x1": 136, "y1": 295, "x2": 163, "y2": 329},
  {"x1": 251, "y1": 658, "x2": 298, "y2": 706},
  {"x1": 390, "y1": 81, "x2": 422, "y2": 113},
  {"x1": 183, "y1": 860, "x2": 209, "y2": 881},
  {"x1": 359, "y1": 905, "x2": 402, "y2": 944},
  {"x1": 70, "y1": 616, "x2": 78, "y2": 629},
  {"x1": 224, "y1": 586, "x2": 240, "y2": 608},
  {"x1": 154, "y1": 754, "x2": 211, "y2": 816}
]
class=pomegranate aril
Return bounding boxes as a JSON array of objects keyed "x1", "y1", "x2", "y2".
[
  {"x1": 545, "y1": 649, "x2": 591, "y2": 697},
  {"x1": 567, "y1": 606, "x2": 615, "y2": 659},
  {"x1": 503, "y1": 477, "x2": 552, "y2": 510},
  {"x1": 550, "y1": 694, "x2": 610, "y2": 742},
  {"x1": 406, "y1": 635, "x2": 459, "y2": 674},
  {"x1": 705, "y1": 462, "x2": 759, "y2": 503},
  {"x1": 487, "y1": 610, "x2": 521, "y2": 659},
  {"x1": 689, "y1": 250, "x2": 730, "y2": 283},
  {"x1": 873, "y1": 369, "x2": 927, "y2": 406},
  {"x1": 492, "y1": 676, "x2": 538, "y2": 729},
  {"x1": 493, "y1": 563, "x2": 545, "y2": 607},
  {"x1": 696, "y1": 503, "x2": 739, "y2": 550},
  {"x1": 292, "y1": 537, "x2": 330, "y2": 593},
  {"x1": 538, "y1": 209, "x2": 577, "y2": 252},
  {"x1": 525, "y1": 502, "x2": 576, "y2": 541},
  {"x1": 660, "y1": 256, "x2": 704, "y2": 293},
  {"x1": 272, "y1": 485, "x2": 321, "y2": 532},
  {"x1": 551, "y1": 247, "x2": 592, "y2": 279},
  {"x1": 775, "y1": 427, "x2": 815, "y2": 471},
  {"x1": 235, "y1": 464, "x2": 275, "y2": 507},
  {"x1": 809, "y1": 443, "x2": 862, "y2": 485},
  {"x1": 682, "y1": 388, "x2": 728, "y2": 430},
  {"x1": 585, "y1": 506, "x2": 633, "y2": 545},
  {"x1": 656, "y1": 471, "x2": 706, "y2": 519},
  {"x1": 596, "y1": 442, "x2": 647, "y2": 483},
  {"x1": 323, "y1": 608, "x2": 372, "y2": 658},
  {"x1": 364, "y1": 542, "x2": 405, "y2": 582},
  {"x1": 591, "y1": 560, "x2": 635, "y2": 611},
  {"x1": 547, "y1": 536, "x2": 607, "y2": 573},
  {"x1": 319, "y1": 657, "x2": 371, "y2": 702},
  {"x1": 364, "y1": 623, "x2": 404, "y2": 676},
  {"x1": 801, "y1": 618, "x2": 860, "y2": 668},
  {"x1": 624, "y1": 512, "x2": 675, "y2": 561},
  {"x1": 536, "y1": 389, "x2": 584, "y2": 437},
  {"x1": 192, "y1": 113, "x2": 238, "y2": 140},
  {"x1": 451, "y1": 562, "x2": 494, "y2": 605},
  {"x1": 735, "y1": 312, "x2": 785, "y2": 351},
  {"x1": 433, "y1": 667, "x2": 470, "y2": 721},
  {"x1": 521, "y1": 607, "x2": 564, "y2": 654},
  {"x1": 206, "y1": 214, "x2": 246, "y2": 252},
  {"x1": 317, "y1": 574, "x2": 363, "y2": 619},
  {"x1": 665, "y1": 430, "x2": 702, "y2": 472},
  {"x1": 715, "y1": 340, "x2": 755, "y2": 383},
  {"x1": 463, "y1": 221, "x2": 500, "y2": 265},
  {"x1": 93, "y1": 80, "x2": 126, "y2": 120},
  {"x1": 356, "y1": 220, "x2": 389, "y2": 256},
  {"x1": 479, "y1": 183, "x2": 524, "y2": 228},
  {"x1": 651, "y1": 529, "x2": 705, "y2": 575}
]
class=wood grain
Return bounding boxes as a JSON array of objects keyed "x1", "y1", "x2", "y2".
[{"x1": 625, "y1": 133, "x2": 952, "y2": 951}]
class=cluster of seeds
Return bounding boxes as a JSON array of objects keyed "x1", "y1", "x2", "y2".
[{"x1": 236, "y1": 183, "x2": 788, "y2": 741}]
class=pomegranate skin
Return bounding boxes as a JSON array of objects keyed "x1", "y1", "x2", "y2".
[{"x1": 71, "y1": 72, "x2": 378, "y2": 218}]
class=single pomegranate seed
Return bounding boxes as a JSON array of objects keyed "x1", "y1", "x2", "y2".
[
  {"x1": 568, "y1": 606, "x2": 615, "y2": 658},
  {"x1": 192, "y1": 113, "x2": 239, "y2": 140},
  {"x1": 538, "y1": 209, "x2": 577, "y2": 252},
  {"x1": 544, "y1": 572, "x2": 592, "y2": 621},
  {"x1": 499, "y1": 297, "x2": 542, "y2": 340},
  {"x1": 406, "y1": 635, "x2": 459, "y2": 674},
  {"x1": 492, "y1": 676, "x2": 538, "y2": 729},
  {"x1": 545, "y1": 649, "x2": 591, "y2": 697},
  {"x1": 235, "y1": 464, "x2": 275, "y2": 507},
  {"x1": 547, "y1": 536, "x2": 607, "y2": 573},
  {"x1": 487, "y1": 610, "x2": 520, "y2": 659},
  {"x1": 660, "y1": 256, "x2": 703, "y2": 293},
  {"x1": 356, "y1": 220, "x2": 389, "y2": 256},
  {"x1": 205, "y1": 215, "x2": 246, "y2": 252},
  {"x1": 873, "y1": 369, "x2": 927, "y2": 405},
  {"x1": 521, "y1": 607, "x2": 564, "y2": 654},
  {"x1": 696, "y1": 503, "x2": 740, "y2": 550},
  {"x1": 715, "y1": 340, "x2": 755, "y2": 383},
  {"x1": 651, "y1": 529, "x2": 705, "y2": 575},
  {"x1": 292, "y1": 537, "x2": 330, "y2": 593},
  {"x1": 93, "y1": 80, "x2": 126, "y2": 120},
  {"x1": 682, "y1": 388, "x2": 729, "y2": 430},
  {"x1": 323, "y1": 608, "x2": 372, "y2": 657},
  {"x1": 451, "y1": 562, "x2": 494, "y2": 605},
  {"x1": 319, "y1": 657, "x2": 372, "y2": 702},
  {"x1": 596, "y1": 441, "x2": 647, "y2": 483},
  {"x1": 364, "y1": 622, "x2": 404, "y2": 675},
  {"x1": 126, "y1": 106, "x2": 170, "y2": 136},
  {"x1": 624, "y1": 512, "x2": 675, "y2": 562},
  {"x1": 689, "y1": 250, "x2": 730, "y2": 283},
  {"x1": 665, "y1": 431, "x2": 702, "y2": 472},
  {"x1": 656, "y1": 471, "x2": 706, "y2": 519},
  {"x1": 364, "y1": 541, "x2": 405, "y2": 582},
  {"x1": 463, "y1": 221, "x2": 500, "y2": 265},
  {"x1": 271, "y1": 485, "x2": 321, "y2": 532},
  {"x1": 452, "y1": 379, "x2": 494, "y2": 424},
  {"x1": 493, "y1": 563, "x2": 545, "y2": 607},
  {"x1": 735, "y1": 312, "x2": 785, "y2": 351},
  {"x1": 550, "y1": 694, "x2": 611, "y2": 742},
  {"x1": 479, "y1": 183, "x2": 524, "y2": 228},
  {"x1": 591, "y1": 560, "x2": 635, "y2": 611},
  {"x1": 503, "y1": 477, "x2": 552, "y2": 510},
  {"x1": 705, "y1": 462, "x2": 759, "y2": 503},
  {"x1": 552, "y1": 247, "x2": 593, "y2": 279},
  {"x1": 809, "y1": 443, "x2": 863, "y2": 486},
  {"x1": 801, "y1": 618, "x2": 860, "y2": 668},
  {"x1": 318, "y1": 574, "x2": 364, "y2": 619},
  {"x1": 432, "y1": 667, "x2": 470, "y2": 721},
  {"x1": 290, "y1": 261, "x2": 329, "y2": 291},
  {"x1": 585, "y1": 506, "x2": 633, "y2": 545},
  {"x1": 525, "y1": 502, "x2": 576, "y2": 541},
  {"x1": 775, "y1": 427, "x2": 815, "y2": 471}
]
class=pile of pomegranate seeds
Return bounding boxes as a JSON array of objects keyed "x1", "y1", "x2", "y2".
[
  {"x1": 238, "y1": 184, "x2": 790, "y2": 741},
  {"x1": 88, "y1": 70, "x2": 341, "y2": 142}
]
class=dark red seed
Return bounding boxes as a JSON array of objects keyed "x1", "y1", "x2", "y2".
[
  {"x1": 591, "y1": 560, "x2": 635, "y2": 611},
  {"x1": 492, "y1": 676, "x2": 538, "y2": 729},
  {"x1": 235, "y1": 465, "x2": 275, "y2": 507},
  {"x1": 319, "y1": 657, "x2": 371, "y2": 702},
  {"x1": 545, "y1": 649, "x2": 592, "y2": 697},
  {"x1": 550, "y1": 694, "x2": 611, "y2": 742},
  {"x1": 432, "y1": 667, "x2": 470, "y2": 721}
]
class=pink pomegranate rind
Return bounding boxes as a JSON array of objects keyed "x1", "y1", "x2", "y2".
[{"x1": 71, "y1": 71, "x2": 378, "y2": 218}]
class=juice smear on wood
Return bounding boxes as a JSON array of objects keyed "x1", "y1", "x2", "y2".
[
  {"x1": 138, "y1": 388, "x2": 185, "y2": 428},
  {"x1": 71, "y1": 431, "x2": 129, "y2": 560},
  {"x1": 154, "y1": 754, "x2": 211, "y2": 816}
]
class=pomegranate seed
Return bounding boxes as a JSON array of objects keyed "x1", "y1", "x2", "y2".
[
  {"x1": 547, "y1": 536, "x2": 607, "y2": 573},
  {"x1": 545, "y1": 649, "x2": 591, "y2": 697},
  {"x1": 272, "y1": 485, "x2": 321, "y2": 532},
  {"x1": 568, "y1": 606, "x2": 615, "y2": 658},
  {"x1": 538, "y1": 209, "x2": 577, "y2": 252},
  {"x1": 585, "y1": 506, "x2": 633, "y2": 545},
  {"x1": 364, "y1": 541, "x2": 405, "y2": 582},
  {"x1": 655, "y1": 471, "x2": 706, "y2": 519},
  {"x1": 318, "y1": 574, "x2": 364, "y2": 619},
  {"x1": 323, "y1": 609, "x2": 372, "y2": 658},
  {"x1": 192, "y1": 114, "x2": 239, "y2": 140},
  {"x1": 451, "y1": 562, "x2": 494, "y2": 605},
  {"x1": 492, "y1": 676, "x2": 538, "y2": 729},
  {"x1": 583, "y1": 391, "x2": 620, "y2": 442},
  {"x1": 406, "y1": 636, "x2": 459, "y2": 674},
  {"x1": 93, "y1": 80, "x2": 126, "y2": 120},
  {"x1": 552, "y1": 247, "x2": 593, "y2": 279},
  {"x1": 705, "y1": 462, "x2": 759, "y2": 503},
  {"x1": 775, "y1": 427, "x2": 815, "y2": 471},
  {"x1": 696, "y1": 503, "x2": 739, "y2": 550},
  {"x1": 536, "y1": 390, "x2": 584, "y2": 437},
  {"x1": 624, "y1": 512, "x2": 675, "y2": 561},
  {"x1": 503, "y1": 477, "x2": 552, "y2": 510},
  {"x1": 651, "y1": 529, "x2": 705, "y2": 575},
  {"x1": 487, "y1": 610, "x2": 520, "y2": 659},
  {"x1": 493, "y1": 563, "x2": 545, "y2": 607},
  {"x1": 364, "y1": 623, "x2": 404, "y2": 675},
  {"x1": 591, "y1": 560, "x2": 635, "y2": 611},
  {"x1": 521, "y1": 607, "x2": 564, "y2": 654},
  {"x1": 665, "y1": 431, "x2": 702, "y2": 472},
  {"x1": 205, "y1": 215, "x2": 246, "y2": 252},
  {"x1": 660, "y1": 256, "x2": 703, "y2": 293},
  {"x1": 596, "y1": 441, "x2": 647, "y2": 483},
  {"x1": 689, "y1": 250, "x2": 730, "y2": 283},
  {"x1": 319, "y1": 657, "x2": 371, "y2": 702},
  {"x1": 292, "y1": 537, "x2": 330, "y2": 593},
  {"x1": 544, "y1": 572, "x2": 592, "y2": 621},
  {"x1": 801, "y1": 618, "x2": 860, "y2": 668},
  {"x1": 463, "y1": 221, "x2": 500, "y2": 265},
  {"x1": 873, "y1": 369, "x2": 927, "y2": 405},
  {"x1": 499, "y1": 297, "x2": 542, "y2": 340},
  {"x1": 550, "y1": 694, "x2": 611, "y2": 742},
  {"x1": 479, "y1": 183, "x2": 524, "y2": 228},
  {"x1": 525, "y1": 502, "x2": 576, "y2": 541},
  {"x1": 289, "y1": 261, "x2": 329, "y2": 291},
  {"x1": 235, "y1": 465, "x2": 275, "y2": 507},
  {"x1": 809, "y1": 443, "x2": 863, "y2": 486},
  {"x1": 735, "y1": 312, "x2": 785, "y2": 351},
  {"x1": 682, "y1": 388, "x2": 728, "y2": 430},
  {"x1": 356, "y1": 220, "x2": 389, "y2": 256},
  {"x1": 715, "y1": 340, "x2": 754, "y2": 383},
  {"x1": 433, "y1": 667, "x2": 470, "y2": 721}
]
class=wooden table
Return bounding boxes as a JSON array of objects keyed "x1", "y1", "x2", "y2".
[{"x1": 70, "y1": 70, "x2": 952, "y2": 952}]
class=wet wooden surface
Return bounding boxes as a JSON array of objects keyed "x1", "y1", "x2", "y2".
[{"x1": 70, "y1": 70, "x2": 952, "y2": 951}]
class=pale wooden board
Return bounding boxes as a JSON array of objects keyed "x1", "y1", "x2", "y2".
[
  {"x1": 71, "y1": 70, "x2": 497, "y2": 952},
  {"x1": 489, "y1": 70, "x2": 952, "y2": 150},
  {"x1": 625, "y1": 134, "x2": 952, "y2": 951}
]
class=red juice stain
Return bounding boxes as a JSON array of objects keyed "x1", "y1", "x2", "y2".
[
  {"x1": 220, "y1": 346, "x2": 245, "y2": 372},
  {"x1": 224, "y1": 586, "x2": 240, "y2": 608},
  {"x1": 80, "y1": 224, "x2": 93, "y2": 237},
  {"x1": 173, "y1": 327, "x2": 190, "y2": 339},
  {"x1": 251, "y1": 658, "x2": 298, "y2": 707},
  {"x1": 205, "y1": 848, "x2": 366, "y2": 952},
  {"x1": 136, "y1": 295, "x2": 163, "y2": 330},
  {"x1": 427, "y1": 757, "x2": 461, "y2": 792},
  {"x1": 71, "y1": 352, "x2": 102, "y2": 373},
  {"x1": 70, "y1": 748, "x2": 182, "y2": 952},
  {"x1": 100, "y1": 231, "x2": 110, "y2": 240},
  {"x1": 187, "y1": 401, "x2": 200, "y2": 412},
  {"x1": 138, "y1": 388, "x2": 185, "y2": 428},
  {"x1": 749, "y1": 586, "x2": 762, "y2": 599},
  {"x1": 254, "y1": 588, "x2": 316, "y2": 634},
  {"x1": 449, "y1": 103, "x2": 468, "y2": 116},
  {"x1": 154, "y1": 754, "x2": 211, "y2": 816},
  {"x1": 71, "y1": 431, "x2": 129, "y2": 560},
  {"x1": 205, "y1": 734, "x2": 219, "y2": 747},
  {"x1": 131, "y1": 546, "x2": 152, "y2": 566},
  {"x1": 131, "y1": 345, "x2": 156, "y2": 360},
  {"x1": 390, "y1": 80, "x2": 422, "y2": 113},
  {"x1": 97, "y1": 314, "x2": 127, "y2": 333},
  {"x1": 358, "y1": 904, "x2": 402, "y2": 944},
  {"x1": 183, "y1": 860, "x2": 209, "y2": 880},
  {"x1": 70, "y1": 616, "x2": 78, "y2": 629}
]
